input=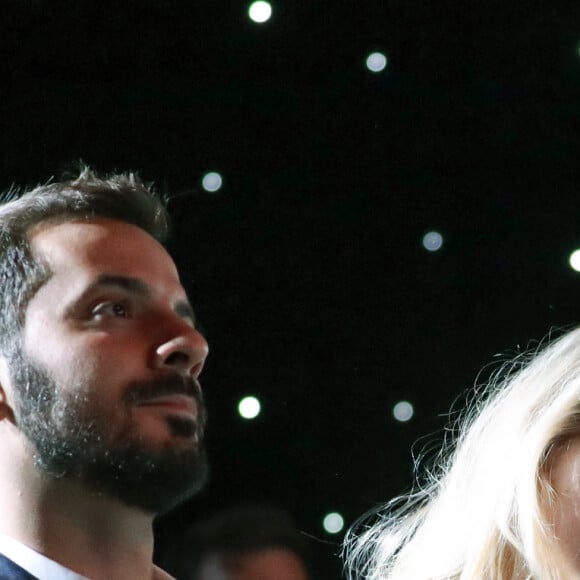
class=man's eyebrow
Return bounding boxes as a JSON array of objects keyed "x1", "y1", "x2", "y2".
[
  {"x1": 91, "y1": 274, "x2": 151, "y2": 297},
  {"x1": 78, "y1": 274, "x2": 197, "y2": 324},
  {"x1": 174, "y1": 300, "x2": 196, "y2": 326}
]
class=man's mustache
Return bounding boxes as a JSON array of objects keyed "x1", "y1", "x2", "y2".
[{"x1": 123, "y1": 374, "x2": 206, "y2": 428}]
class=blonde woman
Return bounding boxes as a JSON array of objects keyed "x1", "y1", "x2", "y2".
[{"x1": 344, "y1": 328, "x2": 580, "y2": 579}]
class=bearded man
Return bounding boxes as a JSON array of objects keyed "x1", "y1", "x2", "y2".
[{"x1": 0, "y1": 167, "x2": 209, "y2": 579}]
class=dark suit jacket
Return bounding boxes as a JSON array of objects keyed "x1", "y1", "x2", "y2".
[{"x1": 0, "y1": 553, "x2": 38, "y2": 579}]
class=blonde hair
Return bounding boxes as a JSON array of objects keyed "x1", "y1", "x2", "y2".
[{"x1": 344, "y1": 327, "x2": 580, "y2": 579}]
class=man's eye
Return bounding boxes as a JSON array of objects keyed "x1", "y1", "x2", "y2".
[{"x1": 92, "y1": 301, "x2": 130, "y2": 318}]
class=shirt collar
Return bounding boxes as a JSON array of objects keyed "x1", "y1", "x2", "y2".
[
  {"x1": 0, "y1": 534, "x2": 89, "y2": 579},
  {"x1": 0, "y1": 534, "x2": 174, "y2": 580}
]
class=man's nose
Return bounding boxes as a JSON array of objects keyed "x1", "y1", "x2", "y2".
[{"x1": 152, "y1": 325, "x2": 209, "y2": 378}]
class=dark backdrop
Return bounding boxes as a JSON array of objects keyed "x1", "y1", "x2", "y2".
[{"x1": 3, "y1": 2, "x2": 580, "y2": 577}]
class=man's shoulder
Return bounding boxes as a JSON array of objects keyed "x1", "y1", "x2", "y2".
[{"x1": 0, "y1": 553, "x2": 38, "y2": 579}]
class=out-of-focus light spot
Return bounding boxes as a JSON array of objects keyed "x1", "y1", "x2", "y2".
[
  {"x1": 422, "y1": 231, "x2": 444, "y2": 252},
  {"x1": 393, "y1": 401, "x2": 414, "y2": 422},
  {"x1": 366, "y1": 52, "x2": 388, "y2": 73},
  {"x1": 323, "y1": 512, "x2": 344, "y2": 534},
  {"x1": 569, "y1": 249, "x2": 580, "y2": 272},
  {"x1": 202, "y1": 172, "x2": 223, "y2": 192},
  {"x1": 238, "y1": 396, "x2": 261, "y2": 419},
  {"x1": 249, "y1": 1, "x2": 272, "y2": 23}
]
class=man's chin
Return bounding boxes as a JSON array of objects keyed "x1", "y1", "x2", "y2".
[
  {"x1": 31, "y1": 428, "x2": 209, "y2": 514},
  {"x1": 82, "y1": 443, "x2": 209, "y2": 514}
]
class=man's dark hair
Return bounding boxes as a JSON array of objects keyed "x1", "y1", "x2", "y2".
[
  {"x1": 0, "y1": 165, "x2": 170, "y2": 353},
  {"x1": 155, "y1": 503, "x2": 310, "y2": 580}
]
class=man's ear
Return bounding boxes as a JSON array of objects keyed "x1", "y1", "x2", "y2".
[{"x1": 0, "y1": 356, "x2": 15, "y2": 423}]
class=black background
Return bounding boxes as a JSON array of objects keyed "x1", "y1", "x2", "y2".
[{"x1": 3, "y1": 2, "x2": 580, "y2": 577}]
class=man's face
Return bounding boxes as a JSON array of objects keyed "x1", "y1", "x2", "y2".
[{"x1": 3, "y1": 218, "x2": 209, "y2": 514}]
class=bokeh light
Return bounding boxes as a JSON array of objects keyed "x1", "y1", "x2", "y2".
[
  {"x1": 366, "y1": 52, "x2": 388, "y2": 72},
  {"x1": 248, "y1": 1, "x2": 272, "y2": 23},
  {"x1": 238, "y1": 396, "x2": 261, "y2": 419},
  {"x1": 323, "y1": 512, "x2": 345, "y2": 534},
  {"x1": 569, "y1": 249, "x2": 580, "y2": 272},
  {"x1": 393, "y1": 401, "x2": 414, "y2": 422},
  {"x1": 201, "y1": 172, "x2": 223, "y2": 192},
  {"x1": 422, "y1": 231, "x2": 444, "y2": 252}
]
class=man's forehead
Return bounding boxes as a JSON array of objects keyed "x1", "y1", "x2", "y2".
[
  {"x1": 29, "y1": 218, "x2": 185, "y2": 294},
  {"x1": 31, "y1": 218, "x2": 175, "y2": 266}
]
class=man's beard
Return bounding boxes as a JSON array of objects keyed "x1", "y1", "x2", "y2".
[{"x1": 9, "y1": 347, "x2": 208, "y2": 515}]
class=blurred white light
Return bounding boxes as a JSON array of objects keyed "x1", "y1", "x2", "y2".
[
  {"x1": 238, "y1": 396, "x2": 261, "y2": 419},
  {"x1": 422, "y1": 231, "x2": 444, "y2": 252},
  {"x1": 569, "y1": 249, "x2": 580, "y2": 272},
  {"x1": 366, "y1": 52, "x2": 388, "y2": 73},
  {"x1": 323, "y1": 512, "x2": 345, "y2": 534},
  {"x1": 393, "y1": 401, "x2": 414, "y2": 422},
  {"x1": 249, "y1": 1, "x2": 272, "y2": 23},
  {"x1": 202, "y1": 172, "x2": 223, "y2": 192}
]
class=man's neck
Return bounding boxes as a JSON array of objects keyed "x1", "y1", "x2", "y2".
[{"x1": 0, "y1": 455, "x2": 158, "y2": 580}]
